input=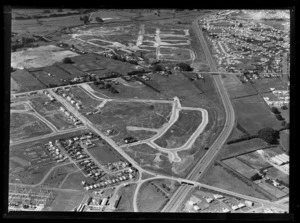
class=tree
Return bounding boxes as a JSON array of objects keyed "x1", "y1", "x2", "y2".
[
  {"x1": 257, "y1": 127, "x2": 280, "y2": 144},
  {"x1": 152, "y1": 64, "x2": 163, "y2": 72},
  {"x1": 281, "y1": 120, "x2": 287, "y2": 126},
  {"x1": 281, "y1": 105, "x2": 288, "y2": 110},
  {"x1": 250, "y1": 173, "x2": 262, "y2": 181},
  {"x1": 95, "y1": 17, "x2": 104, "y2": 23},
  {"x1": 275, "y1": 114, "x2": 284, "y2": 121},
  {"x1": 63, "y1": 57, "x2": 74, "y2": 64},
  {"x1": 271, "y1": 107, "x2": 280, "y2": 114},
  {"x1": 176, "y1": 62, "x2": 193, "y2": 71}
]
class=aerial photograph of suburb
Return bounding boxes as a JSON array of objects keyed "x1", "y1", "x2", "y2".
[{"x1": 8, "y1": 8, "x2": 290, "y2": 214}]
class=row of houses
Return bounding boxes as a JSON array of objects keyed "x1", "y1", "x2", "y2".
[
  {"x1": 44, "y1": 141, "x2": 68, "y2": 163},
  {"x1": 59, "y1": 106, "x2": 83, "y2": 126}
]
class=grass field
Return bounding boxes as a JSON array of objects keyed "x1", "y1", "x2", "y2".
[
  {"x1": 11, "y1": 45, "x2": 79, "y2": 69},
  {"x1": 141, "y1": 172, "x2": 155, "y2": 180},
  {"x1": 68, "y1": 85, "x2": 102, "y2": 112},
  {"x1": 87, "y1": 101, "x2": 172, "y2": 145},
  {"x1": 227, "y1": 83, "x2": 258, "y2": 99},
  {"x1": 233, "y1": 99, "x2": 282, "y2": 135},
  {"x1": 137, "y1": 181, "x2": 169, "y2": 212},
  {"x1": 10, "y1": 112, "x2": 53, "y2": 141},
  {"x1": 236, "y1": 151, "x2": 272, "y2": 170},
  {"x1": 42, "y1": 163, "x2": 78, "y2": 188},
  {"x1": 154, "y1": 110, "x2": 202, "y2": 148},
  {"x1": 266, "y1": 167, "x2": 289, "y2": 186},
  {"x1": 60, "y1": 171, "x2": 87, "y2": 190},
  {"x1": 280, "y1": 130, "x2": 289, "y2": 154},
  {"x1": 223, "y1": 158, "x2": 258, "y2": 179},
  {"x1": 115, "y1": 183, "x2": 137, "y2": 212},
  {"x1": 88, "y1": 140, "x2": 124, "y2": 165},
  {"x1": 200, "y1": 163, "x2": 274, "y2": 200},
  {"x1": 30, "y1": 95, "x2": 76, "y2": 130},
  {"x1": 123, "y1": 144, "x2": 174, "y2": 176},
  {"x1": 45, "y1": 190, "x2": 86, "y2": 211},
  {"x1": 11, "y1": 69, "x2": 46, "y2": 92},
  {"x1": 11, "y1": 103, "x2": 27, "y2": 110},
  {"x1": 218, "y1": 138, "x2": 269, "y2": 160}
]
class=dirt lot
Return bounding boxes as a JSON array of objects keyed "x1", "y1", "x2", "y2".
[
  {"x1": 10, "y1": 112, "x2": 53, "y2": 141},
  {"x1": 115, "y1": 183, "x2": 137, "y2": 212},
  {"x1": 11, "y1": 45, "x2": 79, "y2": 69},
  {"x1": 154, "y1": 110, "x2": 203, "y2": 148}
]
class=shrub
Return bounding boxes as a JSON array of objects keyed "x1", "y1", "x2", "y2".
[
  {"x1": 63, "y1": 57, "x2": 74, "y2": 64},
  {"x1": 275, "y1": 114, "x2": 284, "y2": 121},
  {"x1": 257, "y1": 127, "x2": 280, "y2": 144},
  {"x1": 271, "y1": 107, "x2": 280, "y2": 114}
]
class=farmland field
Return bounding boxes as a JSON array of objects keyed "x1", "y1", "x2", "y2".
[
  {"x1": 154, "y1": 110, "x2": 203, "y2": 148},
  {"x1": 200, "y1": 163, "x2": 274, "y2": 200},
  {"x1": 115, "y1": 183, "x2": 137, "y2": 212},
  {"x1": 11, "y1": 45, "x2": 79, "y2": 69},
  {"x1": 137, "y1": 181, "x2": 169, "y2": 212},
  {"x1": 87, "y1": 101, "x2": 172, "y2": 145},
  {"x1": 10, "y1": 112, "x2": 53, "y2": 141},
  {"x1": 236, "y1": 151, "x2": 272, "y2": 170},
  {"x1": 233, "y1": 99, "x2": 282, "y2": 135},
  {"x1": 88, "y1": 140, "x2": 124, "y2": 165},
  {"x1": 256, "y1": 181, "x2": 287, "y2": 199},
  {"x1": 11, "y1": 69, "x2": 46, "y2": 92},
  {"x1": 223, "y1": 158, "x2": 258, "y2": 179}
]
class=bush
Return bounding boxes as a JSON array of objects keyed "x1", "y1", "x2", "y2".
[
  {"x1": 63, "y1": 57, "x2": 74, "y2": 64},
  {"x1": 176, "y1": 62, "x2": 193, "y2": 71},
  {"x1": 275, "y1": 114, "x2": 284, "y2": 121},
  {"x1": 95, "y1": 17, "x2": 103, "y2": 23},
  {"x1": 257, "y1": 127, "x2": 280, "y2": 144},
  {"x1": 271, "y1": 107, "x2": 280, "y2": 114},
  {"x1": 281, "y1": 105, "x2": 288, "y2": 110}
]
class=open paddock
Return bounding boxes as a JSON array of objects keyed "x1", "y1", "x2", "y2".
[
  {"x1": 88, "y1": 140, "x2": 125, "y2": 165},
  {"x1": 223, "y1": 157, "x2": 257, "y2": 179},
  {"x1": 11, "y1": 70, "x2": 45, "y2": 92},
  {"x1": 56, "y1": 63, "x2": 86, "y2": 77},
  {"x1": 154, "y1": 110, "x2": 202, "y2": 149},
  {"x1": 236, "y1": 151, "x2": 272, "y2": 170},
  {"x1": 10, "y1": 112, "x2": 53, "y2": 141},
  {"x1": 46, "y1": 190, "x2": 85, "y2": 211}
]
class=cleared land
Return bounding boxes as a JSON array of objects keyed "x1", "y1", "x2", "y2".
[
  {"x1": 87, "y1": 101, "x2": 172, "y2": 145},
  {"x1": 42, "y1": 164, "x2": 78, "y2": 188},
  {"x1": 233, "y1": 99, "x2": 282, "y2": 135},
  {"x1": 10, "y1": 112, "x2": 53, "y2": 141},
  {"x1": 123, "y1": 144, "x2": 174, "y2": 176},
  {"x1": 115, "y1": 183, "x2": 137, "y2": 212},
  {"x1": 30, "y1": 95, "x2": 76, "y2": 130},
  {"x1": 154, "y1": 110, "x2": 203, "y2": 148},
  {"x1": 88, "y1": 140, "x2": 125, "y2": 165},
  {"x1": 11, "y1": 45, "x2": 79, "y2": 69},
  {"x1": 60, "y1": 171, "x2": 87, "y2": 190}
]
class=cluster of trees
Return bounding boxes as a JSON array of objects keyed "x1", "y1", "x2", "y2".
[
  {"x1": 11, "y1": 37, "x2": 39, "y2": 51},
  {"x1": 250, "y1": 173, "x2": 263, "y2": 181},
  {"x1": 80, "y1": 15, "x2": 90, "y2": 24},
  {"x1": 257, "y1": 127, "x2": 280, "y2": 144},
  {"x1": 176, "y1": 63, "x2": 193, "y2": 71},
  {"x1": 226, "y1": 135, "x2": 257, "y2": 145},
  {"x1": 127, "y1": 70, "x2": 147, "y2": 76},
  {"x1": 270, "y1": 106, "x2": 287, "y2": 126},
  {"x1": 94, "y1": 79, "x2": 119, "y2": 94},
  {"x1": 63, "y1": 57, "x2": 74, "y2": 64}
]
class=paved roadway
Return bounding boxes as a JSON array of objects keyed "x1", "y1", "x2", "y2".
[{"x1": 161, "y1": 16, "x2": 236, "y2": 212}]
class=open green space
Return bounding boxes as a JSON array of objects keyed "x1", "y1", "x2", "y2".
[
  {"x1": 42, "y1": 164, "x2": 78, "y2": 188},
  {"x1": 236, "y1": 151, "x2": 272, "y2": 170},
  {"x1": 44, "y1": 113, "x2": 76, "y2": 130},
  {"x1": 88, "y1": 140, "x2": 124, "y2": 165},
  {"x1": 200, "y1": 162, "x2": 274, "y2": 201},
  {"x1": 11, "y1": 69, "x2": 46, "y2": 92},
  {"x1": 280, "y1": 130, "x2": 289, "y2": 154},
  {"x1": 266, "y1": 167, "x2": 289, "y2": 186},
  {"x1": 256, "y1": 180, "x2": 287, "y2": 199},
  {"x1": 227, "y1": 83, "x2": 257, "y2": 99},
  {"x1": 154, "y1": 110, "x2": 202, "y2": 148},
  {"x1": 223, "y1": 157, "x2": 258, "y2": 179},
  {"x1": 115, "y1": 183, "x2": 137, "y2": 212},
  {"x1": 233, "y1": 99, "x2": 282, "y2": 135},
  {"x1": 68, "y1": 86, "x2": 102, "y2": 112},
  {"x1": 10, "y1": 112, "x2": 53, "y2": 141},
  {"x1": 137, "y1": 179, "x2": 179, "y2": 212},
  {"x1": 45, "y1": 190, "x2": 85, "y2": 211},
  {"x1": 252, "y1": 78, "x2": 287, "y2": 94},
  {"x1": 87, "y1": 101, "x2": 172, "y2": 145},
  {"x1": 11, "y1": 103, "x2": 27, "y2": 110},
  {"x1": 218, "y1": 138, "x2": 269, "y2": 160},
  {"x1": 60, "y1": 171, "x2": 87, "y2": 190}
]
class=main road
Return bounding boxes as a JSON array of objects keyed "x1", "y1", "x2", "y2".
[{"x1": 161, "y1": 15, "x2": 236, "y2": 212}]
